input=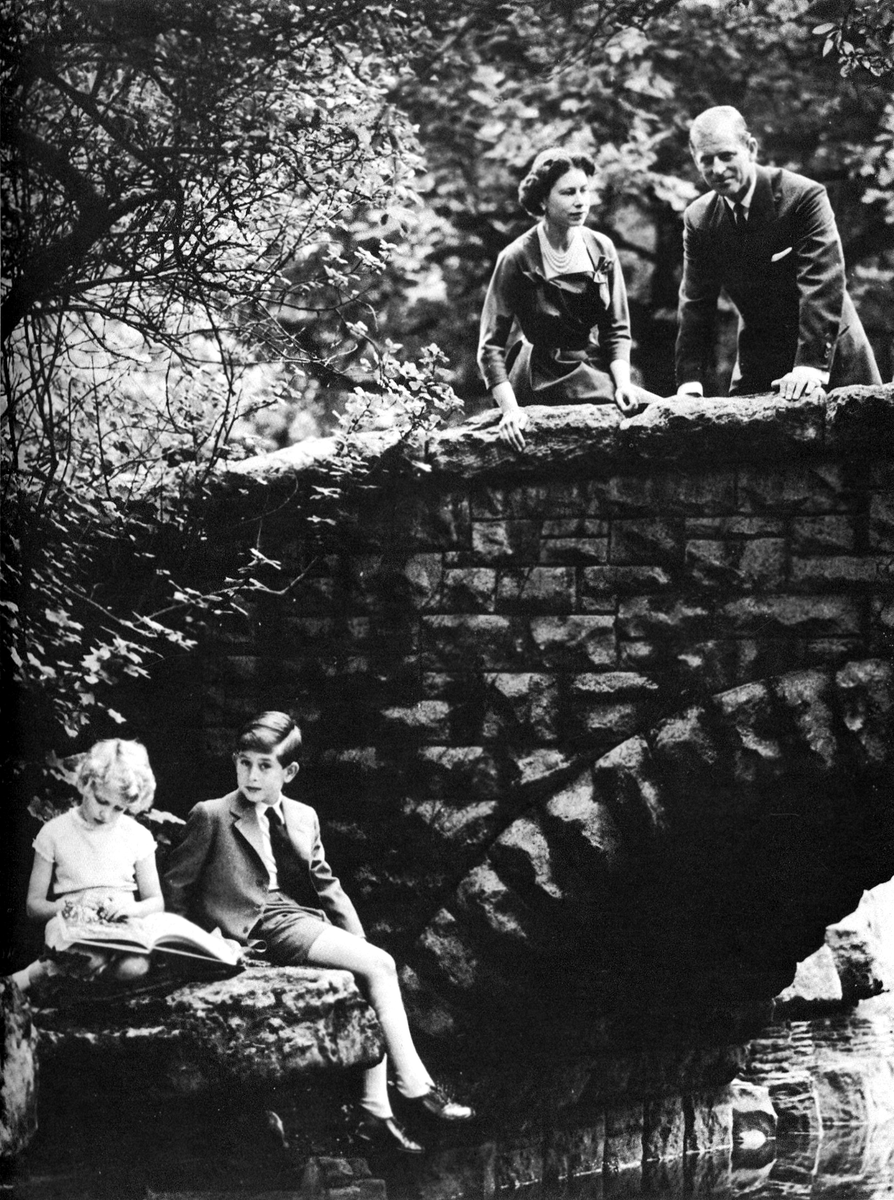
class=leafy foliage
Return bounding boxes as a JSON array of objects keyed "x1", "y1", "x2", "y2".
[
  {"x1": 364, "y1": 0, "x2": 893, "y2": 398},
  {"x1": 1, "y1": 0, "x2": 460, "y2": 792}
]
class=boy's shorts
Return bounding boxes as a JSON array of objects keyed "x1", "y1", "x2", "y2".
[{"x1": 251, "y1": 891, "x2": 330, "y2": 965}]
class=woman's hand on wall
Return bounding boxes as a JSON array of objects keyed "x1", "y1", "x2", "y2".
[{"x1": 493, "y1": 382, "x2": 529, "y2": 451}]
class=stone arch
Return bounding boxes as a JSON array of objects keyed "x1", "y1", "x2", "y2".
[{"x1": 401, "y1": 659, "x2": 894, "y2": 1046}]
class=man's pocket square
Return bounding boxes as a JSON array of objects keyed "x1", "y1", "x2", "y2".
[{"x1": 770, "y1": 247, "x2": 792, "y2": 262}]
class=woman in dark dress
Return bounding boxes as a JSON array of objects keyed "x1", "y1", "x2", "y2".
[{"x1": 478, "y1": 147, "x2": 657, "y2": 449}]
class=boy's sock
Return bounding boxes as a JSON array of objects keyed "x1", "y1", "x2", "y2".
[
  {"x1": 359, "y1": 1060, "x2": 393, "y2": 1119},
  {"x1": 10, "y1": 966, "x2": 33, "y2": 992}
]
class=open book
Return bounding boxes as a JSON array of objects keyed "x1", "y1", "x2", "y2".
[{"x1": 53, "y1": 910, "x2": 242, "y2": 968}]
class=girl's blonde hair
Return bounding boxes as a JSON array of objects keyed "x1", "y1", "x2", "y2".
[{"x1": 76, "y1": 739, "x2": 156, "y2": 814}]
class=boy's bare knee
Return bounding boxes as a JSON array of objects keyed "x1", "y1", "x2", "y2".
[
  {"x1": 368, "y1": 947, "x2": 397, "y2": 982},
  {"x1": 111, "y1": 953, "x2": 150, "y2": 982}
]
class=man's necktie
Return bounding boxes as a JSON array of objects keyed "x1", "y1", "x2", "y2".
[
  {"x1": 267, "y1": 808, "x2": 304, "y2": 900},
  {"x1": 733, "y1": 202, "x2": 747, "y2": 235}
]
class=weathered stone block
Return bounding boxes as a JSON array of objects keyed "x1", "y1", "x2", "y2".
[
  {"x1": 508, "y1": 747, "x2": 576, "y2": 789},
  {"x1": 825, "y1": 907, "x2": 887, "y2": 1003},
  {"x1": 590, "y1": 735, "x2": 669, "y2": 848},
  {"x1": 791, "y1": 554, "x2": 894, "y2": 590},
  {"x1": 610, "y1": 518, "x2": 684, "y2": 566},
  {"x1": 35, "y1": 968, "x2": 383, "y2": 1095},
  {"x1": 495, "y1": 1132, "x2": 545, "y2": 1190},
  {"x1": 203, "y1": 685, "x2": 267, "y2": 723},
  {"x1": 380, "y1": 700, "x2": 451, "y2": 741},
  {"x1": 823, "y1": 384, "x2": 894, "y2": 456},
  {"x1": 420, "y1": 615, "x2": 524, "y2": 670},
  {"x1": 770, "y1": 668, "x2": 840, "y2": 772},
  {"x1": 686, "y1": 516, "x2": 784, "y2": 539},
  {"x1": 471, "y1": 479, "x2": 591, "y2": 520},
  {"x1": 542, "y1": 769, "x2": 625, "y2": 877},
  {"x1": 685, "y1": 538, "x2": 786, "y2": 590},
  {"x1": 643, "y1": 1095, "x2": 685, "y2": 1161},
  {"x1": 617, "y1": 596, "x2": 713, "y2": 641},
  {"x1": 397, "y1": 553, "x2": 445, "y2": 609},
  {"x1": 834, "y1": 657, "x2": 894, "y2": 766},
  {"x1": 1, "y1": 981, "x2": 38, "y2": 1160},
  {"x1": 496, "y1": 567, "x2": 576, "y2": 613},
  {"x1": 764, "y1": 1074, "x2": 821, "y2": 1135},
  {"x1": 472, "y1": 519, "x2": 540, "y2": 561},
  {"x1": 803, "y1": 637, "x2": 862, "y2": 670},
  {"x1": 869, "y1": 490, "x2": 894, "y2": 551},
  {"x1": 441, "y1": 567, "x2": 497, "y2": 612},
  {"x1": 566, "y1": 700, "x2": 643, "y2": 744},
  {"x1": 729, "y1": 1078, "x2": 776, "y2": 1145},
  {"x1": 580, "y1": 567, "x2": 672, "y2": 609},
  {"x1": 570, "y1": 671, "x2": 660, "y2": 700},
  {"x1": 622, "y1": 393, "x2": 825, "y2": 463},
  {"x1": 407, "y1": 1143, "x2": 497, "y2": 1200},
  {"x1": 604, "y1": 1102, "x2": 644, "y2": 1170},
  {"x1": 415, "y1": 909, "x2": 486, "y2": 995},
  {"x1": 814, "y1": 1067, "x2": 870, "y2": 1128},
  {"x1": 416, "y1": 746, "x2": 502, "y2": 801},
  {"x1": 529, "y1": 616, "x2": 617, "y2": 668},
  {"x1": 685, "y1": 1088, "x2": 733, "y2": 1153},
  {"x1": 736, "y1": 462, "x2": 851, "y2": 513},
  {"x1": 481, "y1": 672, "x2": 559, "y2": 742},
  {"x1": 540, "y1": 536, "x2": 609, "y2": 564},
  {"x1": 544, "y1": 1115, "x2": 605, "y2": 1180},
  {"x1": 456, "y1": 862, "x2": 542, "y2": 949},
  {"x1": 595, "y1": 468, "x2": 737, "y2": 516},
  {"x1": 717, "y1": 596, "x2": 860, "y2": 637},
  {"x1": 401, "y1": 490, "x2": 471, "y2": 548},
  {"x1": 775, "y1": 945, "x2": 843, "y2": 1009},
  {"x1": 542, "y1": 516, "x2": 609, "y2": 538},
  {"x1": 280, "y1": 616, "x2": 339, "y2": 647},
  {"x1": 791, "y1": 514, "x2": 856, "y2": 556}
]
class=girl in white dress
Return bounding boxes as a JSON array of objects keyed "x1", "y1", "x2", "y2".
[{"x1": 11, "y1": 739, "x2": 163, "y2": 992}]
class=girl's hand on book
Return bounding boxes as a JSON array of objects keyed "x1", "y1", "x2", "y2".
[{"x1": 101, "y1": 894, "x2": 137, "y2": 921}]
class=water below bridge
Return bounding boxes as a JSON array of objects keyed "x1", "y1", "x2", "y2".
[{"x1": 7, "y1": 996, "x2": 894, "y2": 1200}]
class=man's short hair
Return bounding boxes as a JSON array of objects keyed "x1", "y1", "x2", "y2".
[
  {"x1": 689, "y1": 105, "x2": 751, "y2": 150},
  {"x1": 235, "y1": 711, "x2": 303, "y2": 766}
]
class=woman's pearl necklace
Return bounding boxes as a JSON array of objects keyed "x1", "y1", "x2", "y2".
[{"x1": 540, "y1": 225, "x2": 580, "y2": 274}]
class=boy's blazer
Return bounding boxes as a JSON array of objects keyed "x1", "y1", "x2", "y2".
[
  {"x1": 163, "y1": 790, "x2": 364, "y2": 944},
  {"x1": 676, "y1": 164, "x2": 880, "y2": 394}
]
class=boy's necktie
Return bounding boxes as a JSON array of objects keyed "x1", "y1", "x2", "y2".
[{"x1": 267, "y1": 808, "x2": 304, "y2": 900}]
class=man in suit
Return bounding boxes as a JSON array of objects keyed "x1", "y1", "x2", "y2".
[
  {"x1": 164, "y1": 711, "x2": 473, "y2": 1153},
  {"x1": 675, "y1": 105, "x2": 880, "y2": 400}
]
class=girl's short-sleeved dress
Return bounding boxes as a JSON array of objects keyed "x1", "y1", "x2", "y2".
[
  {"x1": 34, "y1": 807, "x2": 156, "y2": 959},
  {"x1": 477, "y1": 225, "x2": 632, "y2": 406}
]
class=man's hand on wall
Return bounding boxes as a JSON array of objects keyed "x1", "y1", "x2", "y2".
[{"x1": 771, "y1": 365, "x2": 826, "y2": 401}]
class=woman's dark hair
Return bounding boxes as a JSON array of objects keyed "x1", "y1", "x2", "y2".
[
  {"x1": 235, "y1": 711, "x2": 303, "y2": 765},
  {"x1": 518, "y1": 148, "x2": 597, "y2": 217}
]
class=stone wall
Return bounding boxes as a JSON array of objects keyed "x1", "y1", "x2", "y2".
[{"x1": 145, "y1": 386, "x2": 894, "y2": 1121}]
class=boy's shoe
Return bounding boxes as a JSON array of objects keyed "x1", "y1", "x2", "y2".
[
  {"x1": 355, "y1": 1112, "x2": 424, "y2": 1155},
  {"x1": 398, "y1": 1085, "x2": 475, "y2": 1122}
]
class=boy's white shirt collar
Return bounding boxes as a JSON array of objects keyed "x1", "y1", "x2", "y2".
[{"x1": 251, "y1": 794, "x2": 285, "y2": 820}]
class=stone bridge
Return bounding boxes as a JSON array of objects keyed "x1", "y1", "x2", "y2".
[{"x1": 143, "y1": 386, "x2": 893, "y2": 1121}]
